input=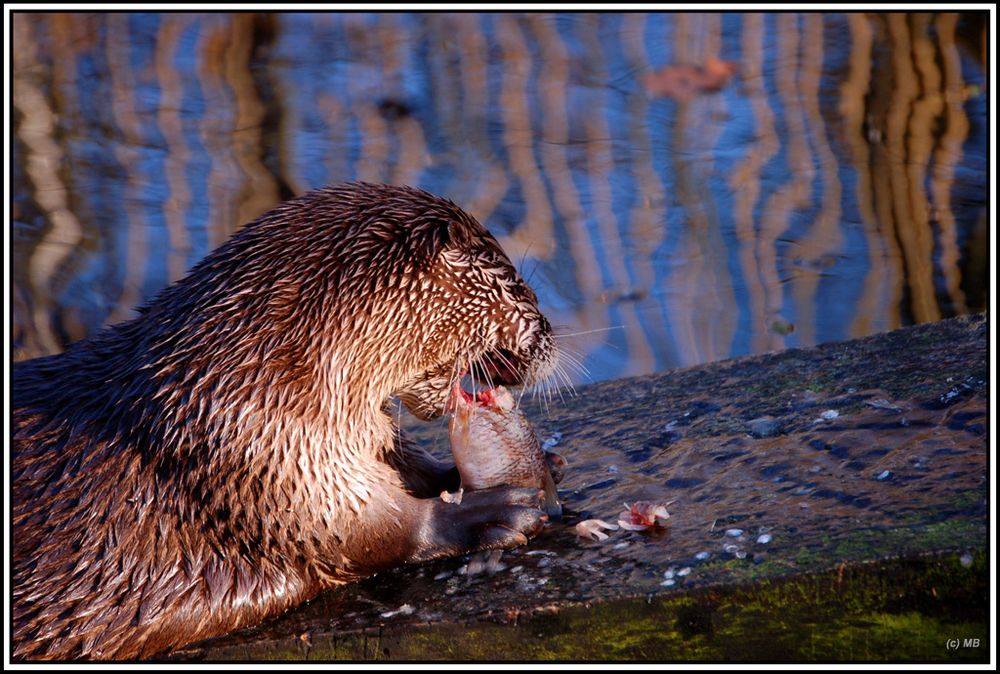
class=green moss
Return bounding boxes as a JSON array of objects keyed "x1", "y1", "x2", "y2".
[
  {"x1": 198, "y1": 552, "x2": 987, "y2": 662},
  {"x1": 948, "y1": 489, "x2": 987, "y2": 512}
]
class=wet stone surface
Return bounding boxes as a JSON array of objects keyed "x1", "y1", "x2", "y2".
[{"x1": 172, "y1": 314, "x2": 989, "y2": 661}]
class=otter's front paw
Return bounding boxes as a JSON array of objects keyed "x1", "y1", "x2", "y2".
[{"x1": 409, "y1": 487, "x2": 548, "y2": 563}]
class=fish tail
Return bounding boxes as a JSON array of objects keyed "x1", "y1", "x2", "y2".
[{"x1": 541, "y1": 471, "x2": 562, "y2": 519}]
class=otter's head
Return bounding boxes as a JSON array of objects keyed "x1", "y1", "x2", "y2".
[{"x1": 351, "y1": 185, "x2": 557, "y2": 421}]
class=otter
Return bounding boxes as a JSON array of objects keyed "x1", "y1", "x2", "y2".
[{"x1": 12, "y1": 182, "x2": 559, "y2": 661}]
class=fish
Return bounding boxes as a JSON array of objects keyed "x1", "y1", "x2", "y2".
[
  {"x1": 575, "y1": 519, "x2": 620, "y2": 541},
  {"x1": 617, "y1": 500, "x2": 673, "y2": 531},
  {"x1": 448, "y1": 380, "x2": 562, "y2": 518}
]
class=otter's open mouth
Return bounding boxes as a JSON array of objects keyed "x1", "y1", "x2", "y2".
[
  {"x1": 447, "y1": 347, "x2": 523, "y2": 414},
  {"x1": 448, "y1": 378, "x2": 497, "y2": 411},
  {"x1": 474, "y1": 348, "x2": 523, "y2": 387}
]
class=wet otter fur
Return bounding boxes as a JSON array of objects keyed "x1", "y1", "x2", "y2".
[{"x1": 12, "y1": 182, "x2": 558, "y2": 660}]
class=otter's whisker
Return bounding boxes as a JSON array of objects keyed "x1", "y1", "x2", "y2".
[
  {"x1": 513, "y1": 361, "x2": 541, "y2": 409},
  {"x1": 551, "y1": 362, "x2": 575, "y2": 397},
  {"x1": 446, "y1": 355, "x2": 468, "y2": 422},
  {"x1": 486, "y1": 347, "x2": 522, "y2": 391},
  {"x1": 560, "y1": 349, "x2": 590, "y2": 379},
  {"x1": 515, "y1": 375, "x2": 528, "y2": 408},
  {"x1": 488, "y1": 348, "x2": 547, "y2": 411},
  {"x1": 523, "y1": 259, "x2": 542, "y2": 287},
  {"x1": 471, "y1": 356, "x2": 485, "y2": 392},
  {"x1": 469, "y1": 356, "x2": 487, "y2": 420},
  {"x1": 553, "y1": 325, "x2": 625, "y2": 339},
  {"x1": 474, "y1": 355, "x2": 498, "y2": 420},
  {"x1": 526, "y1": 363, "x2": 558, "y2": 415},
  {"x1": 549, "y1": 364, "x2": 570, "y2": 404},
  {"x1": 554, "y1": 345, "x2": 589, "y2": 379},
  {"x1": 537, "y1": 345, "x2": 578, "y2": 401},
  {"x1": 446, "y1": 359, "x2": 461, "y2": 395},
  {"x1": 517, "y1": 241, "x2": 538, "y2": 278},
  {"x1": 554, "y1": 325, "x2": 626, "y2": 362},
  {"x1": 532, "y1": 377, "x2": 552, "y2": 417},
  {"x1": 396, "y1": 398, "x2": 404, "y2": 448}
]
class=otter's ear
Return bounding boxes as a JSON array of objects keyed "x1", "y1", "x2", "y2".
[
  {"x1": 447, "y1": 218, "x2": 474, "y2": 249},
  {"x1": 418, "y1": 218, "x2": 474, "y2": 260}
]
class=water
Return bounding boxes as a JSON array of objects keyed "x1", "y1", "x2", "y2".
[{"x1": 11, "y1": 12, "x2": 990, "y2": 383}]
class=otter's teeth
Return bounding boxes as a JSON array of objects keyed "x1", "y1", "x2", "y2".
[{"x1": 449, "y1": 378, "x2": 479, "y2": 408}]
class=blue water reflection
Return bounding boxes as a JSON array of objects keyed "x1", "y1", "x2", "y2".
[{"x1": 11, "y1": 11, "x2": 990, "y2": 384}]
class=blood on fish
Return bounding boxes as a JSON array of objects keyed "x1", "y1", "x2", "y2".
[{"x1": 617, "y1": 500, "x2": 673, "y2": 531}]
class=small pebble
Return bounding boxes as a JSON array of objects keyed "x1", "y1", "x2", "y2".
[
  {"x1": 695, "y1": 551, "x2": 711, "y2": 561},
  {"x1": 757, "y1": 533, "x2": 773, "y2": 545},
  {"x1": 722, "y1": 544, "x2": 747, "y2": 559},
  {"x1": 820, "y1": 409, "x2": 839, "y2": 420},
  {"x1": 960, "y1": 552, "x2": 974, "y2": 568},
  {"x1": 747, "y1": 417, "x2": 783, "y2": 438},
  {"x1": 613, "y1": 542, "x2": 630, "y2": 550},
  {"x1": 866, "y1": 398, "x2": 902, "y2": 413},
  {"x1": 433, "y1": 570, "x2": 453, "y2": 581},
  {"x1": 380, "y1": 604, "x2": 415, "y2": 619},
  {"x1": 676, "y1": 567, "x2": 692, "y2": 577},
  {"x1": 875, "y1": 470, "x2": 892, "y2": 481},
  {"x1": 663, "y1": 568, "x2": 675, "y2": 580},
  {"x1": 541, "y1": 432, "x2": 563, "y2": 450},
  {"x1": 725, "y1": 528, "x2": 744, "y2": 538},
  {"x1": 941, "y1": 388, "x2": 960, "y2": 403},
  {"x1": 661, "y1": 578, "x2": 676, "y2": 587}
]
